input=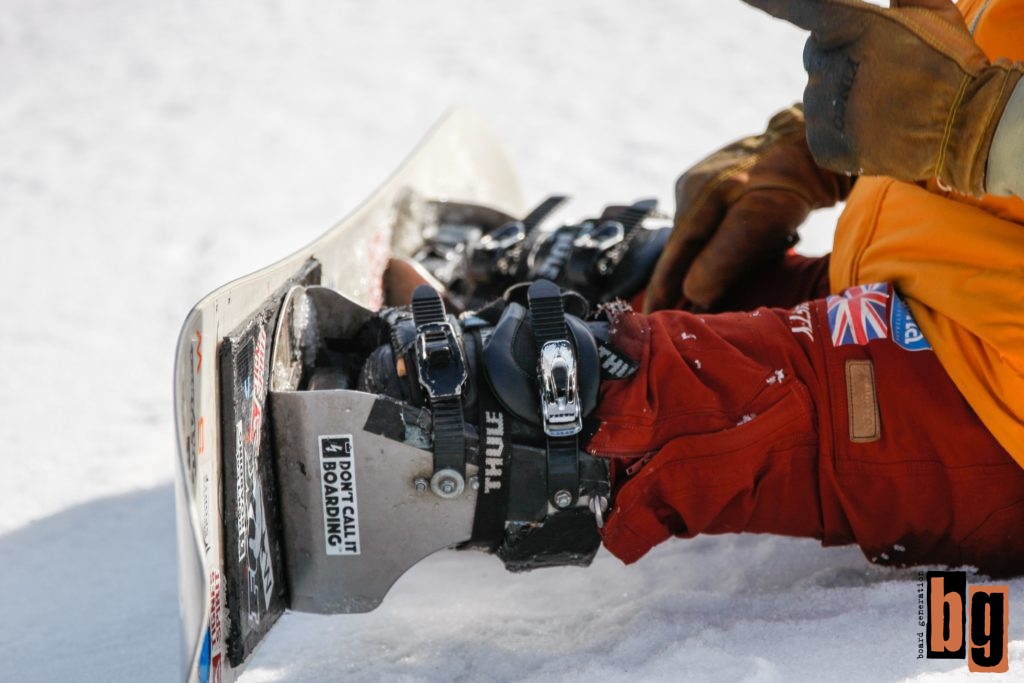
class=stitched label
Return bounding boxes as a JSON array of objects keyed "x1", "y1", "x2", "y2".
[{"x1": 846, "y1": 360, "x2": 881, "y2": 443}]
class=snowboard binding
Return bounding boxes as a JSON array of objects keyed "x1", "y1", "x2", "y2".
[
  {"x1": 265, "y1": 278, "x2": 618, "y2": 615},
  {"x1": 174, "y1": 112, "x2": 656, "y2": 681},
  {"x1": 413, "y1": 196, "x2": 671, "y2": 311},
  {"x1": 358, "y1": 280, "x2": 611, "y2": 570}
]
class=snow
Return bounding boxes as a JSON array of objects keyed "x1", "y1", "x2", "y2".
[{"x1": 0, "y1": 1, "x2": 1019, "y2": 681}]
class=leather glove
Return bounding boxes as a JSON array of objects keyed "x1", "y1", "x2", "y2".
[
  {"x1": 644, "y1": 105, "x2": 853, "y2": 312},
  {"x1": 741, "y1": 0, "x2": 1024, "y2": 197}
]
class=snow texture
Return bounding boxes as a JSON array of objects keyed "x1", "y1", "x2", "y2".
[{"x1": 0, "y1": 1, "x2": 1019, "y2": 681}]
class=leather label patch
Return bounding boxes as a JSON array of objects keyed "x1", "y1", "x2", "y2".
[{"x1": 846, "y1": 359, "x2": 880, "y2": 443}]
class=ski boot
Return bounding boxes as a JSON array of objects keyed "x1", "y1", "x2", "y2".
[
  {"x1": 267, "y1": 278, "x2": 632, "y2": 613},
  {"x1": 412, "y1": 196, "x2": 671, "y2": 311}
]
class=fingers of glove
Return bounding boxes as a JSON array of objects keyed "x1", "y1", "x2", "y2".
[
  {"x1": 680, "y1": 190, "x2": 811, "y2": 310},
  {"x1": 745, "y1": 0, "x2": 977, "y2": 61},
  {"x1": 644, "y1": 188, "x2": 726, "y2": 313},
  {"x1": 797, "y1": 7, "x2": 983, "y2": 177},
  {"x1": 643, "y1": 250, "x2": 691, "y2": 313},
  {"x1": 739, "y1": 0, "x2": 861, "y2": 33},
  {"x1": 800, "y1": 35, "x2": 861, "y2": 173}
]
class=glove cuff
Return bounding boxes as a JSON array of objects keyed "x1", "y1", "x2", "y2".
[
  {"x1": 945, "y1": 61, "x2": 1024, "y2": 197},
  {"x1": 983, "y1": 67, "x2": 1024, "y2": 197}
]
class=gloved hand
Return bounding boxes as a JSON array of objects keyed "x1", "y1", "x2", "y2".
[
  {"x1": 740, "y1": 0, "x2": 1024, "y2": 197},
  {"x1": 644, "y1": 105, "x2": 853, "y2": 313}
]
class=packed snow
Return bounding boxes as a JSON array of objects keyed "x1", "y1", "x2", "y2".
[{"x1": 1, "y1": 1, "x2": 1020, "y2": 681}]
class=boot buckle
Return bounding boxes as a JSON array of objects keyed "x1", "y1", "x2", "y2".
[
  {"x1": 414, "y1": 321, "x2": 467, "y2": 400},
  {"x1": 538, "y1": 339, "x2": 582, "y2": 437}
]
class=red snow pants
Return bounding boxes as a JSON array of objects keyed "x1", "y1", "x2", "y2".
[{"x1": 588, "y1": 279, "x2": 1024, "y2": 576}]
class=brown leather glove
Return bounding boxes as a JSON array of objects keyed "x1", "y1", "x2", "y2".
[
  {"x1": 644, "y1": 105, "x2": 853, "y2": 313},
  {"x1": 741, "y1": 0, "x2": 1024, "y2": 197}
]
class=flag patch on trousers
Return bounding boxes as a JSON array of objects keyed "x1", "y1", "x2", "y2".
[{"x1": 827, "y1": 283, "x2": 890, "y2": 347}]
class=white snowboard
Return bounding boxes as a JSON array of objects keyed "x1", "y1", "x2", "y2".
[{"x1": 172, "y1": 108, "x2": 524, "y2": 683}]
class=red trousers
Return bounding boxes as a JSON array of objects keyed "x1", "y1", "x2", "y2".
[{"x1": 589, "y1": 258, "x2": 1024, "y2": 576}]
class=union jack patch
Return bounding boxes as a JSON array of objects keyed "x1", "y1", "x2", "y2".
[{"x1": 827, "y1": 283, "x2": 891, "y2": 347}]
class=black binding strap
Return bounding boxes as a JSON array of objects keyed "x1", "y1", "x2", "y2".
[
  {"x1": 470, "y1": 195, "x2": 569, "y2": 284},
  {"x1": 411, "y1": 285, "x2": 446, "y2": 326},
  {"x1": 467, "y1": 358, "x2": 512, "y2": 551},
  {"x1": 410, "y1": 285, "x2": 467, "y2": 480},
  {"x1": 527, "y1": 280, "x2": 581, "y2": 508},
  {"x1": 595, "y1": 198, "x2": 657, "y2": 275}
]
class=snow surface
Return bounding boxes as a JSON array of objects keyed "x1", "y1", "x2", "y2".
[{"x1": 1, "y1": 1, "x2": 1020, "y2": 681}]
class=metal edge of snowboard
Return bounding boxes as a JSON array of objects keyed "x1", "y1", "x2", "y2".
[{"x1": 173, "y1": 107, "x2": 525, "y2": 683}]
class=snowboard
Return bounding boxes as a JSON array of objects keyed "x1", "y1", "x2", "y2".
[{"x1": 172, "y1": 108, "x2": 525, "y2": 683}]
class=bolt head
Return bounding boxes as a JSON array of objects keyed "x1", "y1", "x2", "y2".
[
  {"x1": 413, "y1": 477, "x2": 429, "y2": 493},
  {"x1": 429, "y1": 469, "x2": 465, "y2": 499},
  {"x1": 553, "y1": 489, "x2": 574, "y2": 509}
]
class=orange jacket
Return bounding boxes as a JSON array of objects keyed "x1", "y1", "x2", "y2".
[{"x1": 830, "y1": 0, "x2": 1024, "y2": 465}]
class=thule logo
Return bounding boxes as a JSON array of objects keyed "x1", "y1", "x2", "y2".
[
  {"x1": 598, "y1": 344, "x2": 637, "y2": 379},
  {"x1": 484, "y1": 411, "x2": 504, "y2": 493}
]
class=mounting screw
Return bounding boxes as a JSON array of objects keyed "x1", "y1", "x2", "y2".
[
  {"x1": 413, "y1": 477, "x2": 429, "y2": 493},
  {"x1": 430, "y1": 470, "x2": 465, "y2": 499},
  {"x1": 470, "y1": 477, "x2": 480, "y2": 491},
  {"x1": 553, "y1": 489, "x2": 574, "y2": 509}
]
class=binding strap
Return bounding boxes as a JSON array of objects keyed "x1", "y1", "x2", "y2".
[
  {"x1": 410, "y1": 286, "x2": 467, "y2": 485},
  {"x1": 467, "y1": 356, "x2": 512, "y2": 551},
  {"x1": 527, "y1": 280, "x2": 581, "y2": 508}
]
